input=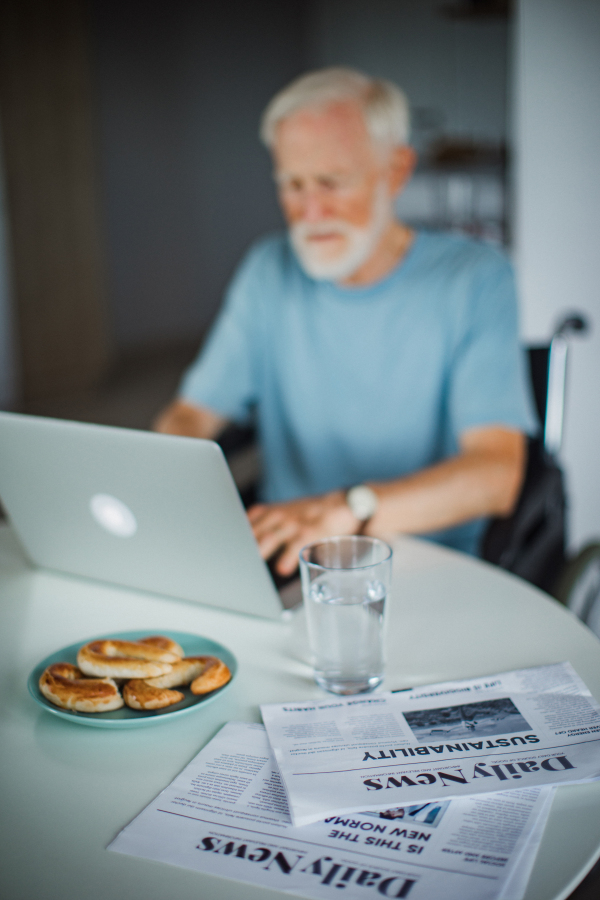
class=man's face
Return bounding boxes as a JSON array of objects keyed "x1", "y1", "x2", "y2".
[{"x1": 272, "y1": 101, "x2": 401, "y2": 281}]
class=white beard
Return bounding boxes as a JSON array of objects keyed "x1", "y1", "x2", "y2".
[{"x1": 289, "y1": 182, "x2": 393, "y2": 282}]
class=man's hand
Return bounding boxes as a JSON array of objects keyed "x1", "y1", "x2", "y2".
[
  {"x1": 248, "y1": 426, "x2": 525, "y2": 575},
  {"x1": 248, "y1": 491, "x2": 360, "y2": 575}
]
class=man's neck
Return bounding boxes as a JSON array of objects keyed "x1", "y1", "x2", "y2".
[{"x1": 339, "y1": 221, "x2": 414, "y2": 288}]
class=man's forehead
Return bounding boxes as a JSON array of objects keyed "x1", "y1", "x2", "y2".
[{"x1": 272, "y1": 99, "x2": 377, "y2": 174}]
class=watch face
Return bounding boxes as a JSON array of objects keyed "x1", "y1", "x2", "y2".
[{"x1": 347, "y1": 485, "x2": 378, "y2": 521}]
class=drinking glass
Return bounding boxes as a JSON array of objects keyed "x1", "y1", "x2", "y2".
[{"x1": 299, "y1": 535, "x2": 392, "y2": 694}]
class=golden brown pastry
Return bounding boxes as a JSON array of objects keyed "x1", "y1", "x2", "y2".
[
  {"x1": 39, "y1": 663, "x2": 124, "y2": 713},
  {"x1": 138, "y1": 635, "x2": 184, "y2": 658},
  {"x1": 122, "y1": 679, "x2": 184, "y2": 710},
  {"x1": 145, "y1": 656, "x2": 214, "y2": 689},
  {"x1": 77, "y1": 639, "x2": 177, "y2": 678},
  {"x1": 190, "y1": 657, "x2": 232, "y2": 695}
]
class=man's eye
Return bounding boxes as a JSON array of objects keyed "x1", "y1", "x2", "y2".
[{"x1": 317, "y1": 177, "x2": 340, "y2": 191}]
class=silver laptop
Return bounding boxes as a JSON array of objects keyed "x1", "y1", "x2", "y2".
[{"x1": 0, "y1": 412, "x2": 301, "y2": 618}]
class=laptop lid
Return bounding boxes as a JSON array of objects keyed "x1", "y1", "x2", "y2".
[{"x1": 0, "y1": 412, "x2": 287, "y2": 618}]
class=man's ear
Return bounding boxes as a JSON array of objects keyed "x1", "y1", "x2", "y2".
[{"x1": 387, "y1": 145, "x2": 417, "y2": 196}]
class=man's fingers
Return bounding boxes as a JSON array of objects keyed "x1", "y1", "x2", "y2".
[
  {"x1": 256, "y1": 531, "x2": 285, "y2": 561},
  {"x1": 254, "y1": 519, "x2": 298, "y2": 561},
  {"x1": 247, "y1": 503, "x2": 268, "y2": 524},
  {"x1": 277, "y1": 539, "x2": 306, "y2": 576},
  {"x1": 249, "y1": 507, "x2": 287, "y2": 537},
  {"x1": 247, "y1": 493, "x2": 352, "y2": 570},
  {"x1": 251, "y1": 510, "x2": 287, "y2": 541}
]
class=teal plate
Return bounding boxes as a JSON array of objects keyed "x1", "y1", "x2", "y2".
[{"x1": 27, "y1": 630, "x2": 237, "y2": 728}]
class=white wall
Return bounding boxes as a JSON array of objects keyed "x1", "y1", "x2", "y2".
[{"x1": 514, "y1": 0, "x2": 600, "y2": 550}]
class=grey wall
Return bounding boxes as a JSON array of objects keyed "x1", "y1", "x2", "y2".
[
  {"x1": 309, "y1": 2, "x2": 511, "y2": 246},
  {"x1": 308, "y1": 0, "x2": 510, "y2": 152},
  {"x1": 92, "y1": 0, "x2": 511, "y2": 353},
  {"x1": 92, "y1": 0, "x2": 308, "y2": 350},
  {"x1": 514, "y1": 0, "x2": 600, "y2": 549}
]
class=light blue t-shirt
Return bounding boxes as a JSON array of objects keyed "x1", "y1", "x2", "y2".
[{"x1": 180, "y1": 230, "x2": 537, "y2": 555}]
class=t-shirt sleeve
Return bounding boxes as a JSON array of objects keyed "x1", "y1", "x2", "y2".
[
  {"x1": 178, "y1": 247, "x2": 264, "y2": 424},
  {"x1": 447, "y1": 251, "x2": 538, "y2": 440}
]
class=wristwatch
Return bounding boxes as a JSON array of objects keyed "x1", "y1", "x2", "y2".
[{"x1": 345, "y1": 484, "x2": 379, "y2": 525}]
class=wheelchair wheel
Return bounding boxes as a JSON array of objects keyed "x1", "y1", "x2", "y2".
[{"x1": 553, "y1": 543, "x2": 600, "y2": 638}]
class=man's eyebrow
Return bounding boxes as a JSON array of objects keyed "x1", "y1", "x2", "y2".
[
  {"x1": 273, "y1": 171, "x2": 294, "y2": 184},
  {"x1": 273, "y1": 170, "x2": 351, "y2": 184}
]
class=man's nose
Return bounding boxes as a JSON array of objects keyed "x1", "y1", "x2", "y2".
[{"x1": 300, "y1": 186, "x2": 330, "y2": 222}]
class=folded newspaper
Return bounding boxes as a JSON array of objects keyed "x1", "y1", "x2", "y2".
[
  {"x1": 109, "y1": 721, "x2": 555, "y2": 900},
  {"x1": 261, "y1": 662, "x2": 600, "y2": 826}
]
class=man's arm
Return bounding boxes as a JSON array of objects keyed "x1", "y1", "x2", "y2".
[
  {"x1": 153, "y1": 399, "x2": 228, "y2": 440},
  {"x1": 249, "y1": 425, "x2": 526, "y2": 575}
]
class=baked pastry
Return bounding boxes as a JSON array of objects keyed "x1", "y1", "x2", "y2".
[
  {"x1": 138, "y1": 635, "x2": 184, "y2": 658},
  {"x1": 190, "y1": 657, "x2": 232, "y2": 695},
  {"x1": 77, "y1": 639, "x2": 178, "y2": 678},
  {"x1": 122, "y1": 679, "x2": 184, "y2": 710},
  {"x1": 145, "y1": 656, "x2": 214, "y2": 688},
  {"x1": 39, "y1": 662, "x2": 124, "y2": 713},
  {"x1": 146, "y1": 655, "x2": 231, "y2": 694},
  {"x1": 38, "y1": 636, "x2": 230, "y2": 715}
]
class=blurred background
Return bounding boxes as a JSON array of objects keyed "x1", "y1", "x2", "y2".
[{"x1": 0, "y1": 0, "x2": 598, "y2": 553}]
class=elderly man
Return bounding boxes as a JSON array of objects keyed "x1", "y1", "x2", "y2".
[{"x1": 155, "y1": 67, "x2": 535, "y2": 575}]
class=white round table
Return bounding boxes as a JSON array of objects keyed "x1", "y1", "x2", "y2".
[{"x1": 1, "y1": 523, "x2": 599, "y2": 900}]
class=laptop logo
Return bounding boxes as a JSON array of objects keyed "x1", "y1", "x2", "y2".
[{"x1": 90, "y1": 493, "x2": 137, "y2": 538}]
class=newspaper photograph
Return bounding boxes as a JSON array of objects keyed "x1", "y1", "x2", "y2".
[
  {"x1": 260, "y1": 662, "x2": 600, "y2": 825},
  {"x1": 109, "y1": 721, "x2": 555, "y2": 900}
]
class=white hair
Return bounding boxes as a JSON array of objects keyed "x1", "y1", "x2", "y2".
[{"x1": 260, "y1": 66, "x2": 410, "y2": 150}]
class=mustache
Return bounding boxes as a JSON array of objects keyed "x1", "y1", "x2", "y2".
[{"x1": 291, "y1": 220, "x2": 357, "y2": 240}]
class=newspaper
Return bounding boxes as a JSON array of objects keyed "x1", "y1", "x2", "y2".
[
  {"x1": 109, "y1": 721, "x2": 555, "y2": 900},
  {"x1": 260, "y1": 662, "x2": 600, "y2": 826}
]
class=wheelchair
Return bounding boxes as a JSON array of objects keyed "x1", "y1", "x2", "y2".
[{"x1": 481, "y1": 314, "x2": 600, "y2": 637}]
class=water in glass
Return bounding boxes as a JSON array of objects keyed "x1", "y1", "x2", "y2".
[{"x1": 305, "y1": 573, "x2": 386, "y2": 694}]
